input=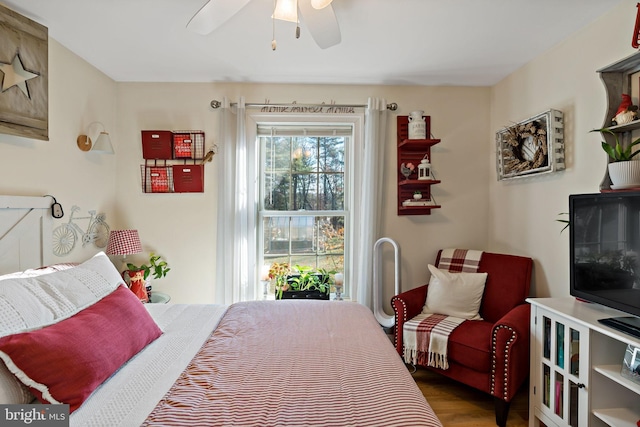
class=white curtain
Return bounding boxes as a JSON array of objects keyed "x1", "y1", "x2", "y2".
[
  {"x1": 215, "y1": 97, "x2": 258, "y2": 304},
  {"x1": 215, "y1": 97, "x2": 386, "y2": 306},
  {"x1": 352, "y1": 98, "x2": 388, "y2": 309}
]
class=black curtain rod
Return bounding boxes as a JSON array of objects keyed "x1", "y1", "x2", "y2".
[{"x1": 209, "y1": 100, "x2": 398, "y2": 111}]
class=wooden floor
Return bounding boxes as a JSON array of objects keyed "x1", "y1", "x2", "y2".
[{"x1": 411, "y1": 367, "x2": 529, "y2": 427}]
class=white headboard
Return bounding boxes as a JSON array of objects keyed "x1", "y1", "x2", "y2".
[{"x1": 0, "y1": 196, "x2": 52, "y2": 275}]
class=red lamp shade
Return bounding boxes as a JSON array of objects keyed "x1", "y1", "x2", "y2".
[{"x1": 105, "y1": 230, "x2": 142, "y2": 256}]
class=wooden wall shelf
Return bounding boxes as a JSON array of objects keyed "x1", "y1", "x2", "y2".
[{"x1": 396, "y1": 116, "x2": 441, "y2": 216}]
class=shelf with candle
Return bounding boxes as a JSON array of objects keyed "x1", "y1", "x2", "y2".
[
  {"x1": 260, "y1": 264, "x2": 271, "y2": 300},
  {"x1": 334, "y1": 272, "x2": 344, "y2": 301}
]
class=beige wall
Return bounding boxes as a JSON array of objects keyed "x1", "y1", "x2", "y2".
[
  {"x1": 489, "y1": 0, "x2": 637, "y2": 297},
  {"x1": 116, "y1": 84, "x2": 490, "y2": 303},
  {"x1": 2, "y1": 1, "x2": 635, "y2": 303},
  {"x1": 0, "y1": 39, "x2": 118, "y2": 264}
]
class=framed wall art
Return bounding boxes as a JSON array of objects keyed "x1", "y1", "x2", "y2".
[
  {"x1": 0, "y1": 4, "x2": 48, "y2": 140},
  {"x1": 496, "y1": 109, "x2": 564, "y2": 181}
]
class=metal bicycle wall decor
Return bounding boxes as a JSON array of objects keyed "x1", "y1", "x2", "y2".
[
  {"x1": 496, "y1": 109, "x2": 565, "y2": 180},
  {"x1": 52, "y1": 205, "x2": 110, "y2": 256}
]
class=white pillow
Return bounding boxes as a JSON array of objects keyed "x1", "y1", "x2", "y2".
[
  {"x1": 0, "y1": 263, "x2": 78, "y2": 282},
  {"x1": 0, "y1": 252, "x2": 123, "y2": 404},
  {"x1": 0, "y1": 252, "x2": 124, "y2": 338},
  {"x1": 421, "y1": 264, "x2": 488, "y2": 320}
]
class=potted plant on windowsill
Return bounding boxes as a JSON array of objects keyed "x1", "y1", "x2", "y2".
[
  {"x1": 125, "y1": 253, "x2": 170, "y2": 302},
  {"x1": 592, "y1": 128, "x2": 640, "y2": 189},
  {"x1": 273, "y1": 264, "x2": 336, "y2": 300}
]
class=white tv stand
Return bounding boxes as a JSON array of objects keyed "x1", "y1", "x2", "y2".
[{"x1": 527, "y1": 297, "x2": 640, "y2": 427}]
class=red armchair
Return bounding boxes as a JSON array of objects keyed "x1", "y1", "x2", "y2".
[{"x1": 391, "y1": 250, "x2": 532, "y2": 427}]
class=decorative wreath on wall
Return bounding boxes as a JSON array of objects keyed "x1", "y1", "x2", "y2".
[
  {"x1": 502, "y1": 120, "x2": 548, "y2": 173},
  {"x1": 496, "y1": 109, "x2": 564, "y2": 181}
]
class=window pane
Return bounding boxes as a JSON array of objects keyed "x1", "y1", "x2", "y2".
[
  {"x1": 263, "y1": 216, "x2": 345, "y2": 264},
  {"x1": 264, "y1": 217, "x2": 290, "y2": 255},
  {"x1": 259, "y1": 125, "x2": 350, "y2": 300},
  {"x1": 318, "y1": 173, "x2": 344, "y2": 210},
  {"x1": 291, "y1": 216, "x2": 314, "y2": 254},
  {"x1": 264, "y1": 173, "x2": 291, "y2": 210},
  {"x1": 264, "y1": 135, "x2": 345, "y2": 213},
  {"x1": 264, "y1": 136, "x2": 291, "y2": 171},
  {"x1": 292, "y1": 174, "x2": 317, "y2": 210},
  {"x1": 318, "y1": 216, "x2": 344, "y2": 254},
  {"x1": 292, "y1": 138, "x2": 317, "y2": 173},
  {"x1": 319, "y1": 137, "x2": 345, "y2": 172}
]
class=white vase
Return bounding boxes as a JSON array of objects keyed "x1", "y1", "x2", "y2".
[
  {"x1": 408, "y1": 111, "x2": 426, "y2": 139},
  {"x1": 608, "y1": 161, "x2": 640, "y2": 189}
]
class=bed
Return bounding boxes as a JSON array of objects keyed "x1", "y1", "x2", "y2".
[{"x1": 0, "y1": 196, "x2": 442, "y2": 426}]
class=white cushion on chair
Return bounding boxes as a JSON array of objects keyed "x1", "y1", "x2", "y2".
[{"x1": 422, "y1": 264, "x2": 487, "y2": 320}]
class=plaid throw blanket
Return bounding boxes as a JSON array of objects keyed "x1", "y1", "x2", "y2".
[
  {"x1": 437, "y1": 248, "x2": 482, "y2": 272},
  {"x1": 403, "y1": 249, "x2": 483, "y2": 369}
]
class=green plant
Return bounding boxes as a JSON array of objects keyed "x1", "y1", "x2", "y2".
[
  {"x1": 413, "y1": 190, "x2": 422, "y2": 195},
  {"x1": 268, "y1": 262, "x2": 290, "y2": 299},
  {"x1": 557, "y1": 212, "x2": 569, "y2": 233},
  {"x1": 127, "y1": 253, "x2": 170, "y2": 281},
  {"x1": 592, "y1": 128, "x2": 640, "y2": 162},
  {"x1": 276, "y1": 264, "x2": 336, "y2": 299}
]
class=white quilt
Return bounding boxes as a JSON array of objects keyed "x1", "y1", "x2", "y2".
[{"x1": 70, "y1": 303, "x2": 227, "y2": 427}]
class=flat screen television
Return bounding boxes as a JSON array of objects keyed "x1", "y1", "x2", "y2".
[{"x1": 569, "y1": 192, "x2": 640, "y2": 338}]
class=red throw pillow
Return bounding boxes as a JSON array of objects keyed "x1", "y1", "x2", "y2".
[{"x1": 0, "y1": 285, "x2": 162, "y2": 412}]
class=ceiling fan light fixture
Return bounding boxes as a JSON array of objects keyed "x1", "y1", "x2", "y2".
[
  {"x1": 273, "y1": 0, "x2": 298, "y2": 23},
  {"x1": 311, "y1": 0, "x2": 333, "y2": 10}
]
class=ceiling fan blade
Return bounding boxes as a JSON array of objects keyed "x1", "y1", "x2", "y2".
[
  {"x1": 298, "y1": 0, "x2": 341, "y2": 49},
  {"x1": 186, "y1": 0, "x2": 252, "y2": 35}
]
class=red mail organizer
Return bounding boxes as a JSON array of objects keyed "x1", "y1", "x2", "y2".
[
  {"x1": 141, "y1": 166, "x2": 173, "y2": 193},
  {"x1": 140, "y1": 129, "x2": 207, "y2": 193},
  {"x1": 141, "y1": 130, "x2": 205, "y2": 160},
  {"x1": 141, "y1": 131, "x2": 173, "y2": 159},
  {"x1": 172, "y1": 165, "x2": 204, "y2": 193},
  {"x1": 172, "y1": 131, "x2": 205, "y2": 159},
  {"x1": 140, "y1": 165, "x2": 204, "y2": 193}
]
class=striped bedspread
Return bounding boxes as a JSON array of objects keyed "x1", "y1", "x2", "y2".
[{"x1": 143, "y1": 300, "x2": 442, "y2": 427}]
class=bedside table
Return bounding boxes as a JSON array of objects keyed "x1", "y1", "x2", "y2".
[{"x1": 148, "y1": 291, "x2": 171, "y2": 304}]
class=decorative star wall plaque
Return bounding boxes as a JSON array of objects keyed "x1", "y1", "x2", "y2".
[
  {"x1": 0, "y1": 4, "x2": 48, "y2": 140},
  {"x1": 0, "y1": 53, "x2": 39, "y2": 98}
]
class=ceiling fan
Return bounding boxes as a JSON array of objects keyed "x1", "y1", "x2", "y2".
[{"x1": 187, "y1": 0, "x2": 341, "y2": 49}]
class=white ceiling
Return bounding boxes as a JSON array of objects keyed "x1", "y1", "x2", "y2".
[{"x1": 1, "y1": 0, "x2": 625, "y2": 86}]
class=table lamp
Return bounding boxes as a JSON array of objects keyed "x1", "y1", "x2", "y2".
[{"x1": 105, "y1": 229, "x2": 142, "y2": 273}]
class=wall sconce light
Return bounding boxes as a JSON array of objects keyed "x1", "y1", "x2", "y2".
[{"x1": 76, "y1": 122, "x2": 115, "y2": 154}]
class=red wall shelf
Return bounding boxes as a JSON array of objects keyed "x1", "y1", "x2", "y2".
[{"x1": 397, "y1": 115, "x2": 441, "y2": 216}]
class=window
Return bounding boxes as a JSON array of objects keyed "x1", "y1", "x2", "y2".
[{"x1": 259, "y1": 125, "x2": 351, "y2": 296}]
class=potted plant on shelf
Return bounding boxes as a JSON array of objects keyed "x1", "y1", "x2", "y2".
[
  {"x1": 273, "y1": 264, "x2": 336, "y2": 300},
  {"x1": 592, "y1": 128, "x2": 640, "y2": 188},
  {"x1": 125, "y1": 253, "x2": 170, "y2": 303},
  {"x1": 413, "y1": 190, "x2": 422, "y2": 200},
  {"x1": 268, "y1": 262, "x2": 290, "y2": 298}
]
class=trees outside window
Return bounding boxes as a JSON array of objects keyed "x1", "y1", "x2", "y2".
[{"x1": 260, "y1": 130, "x2": 348, "y2": 296}]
